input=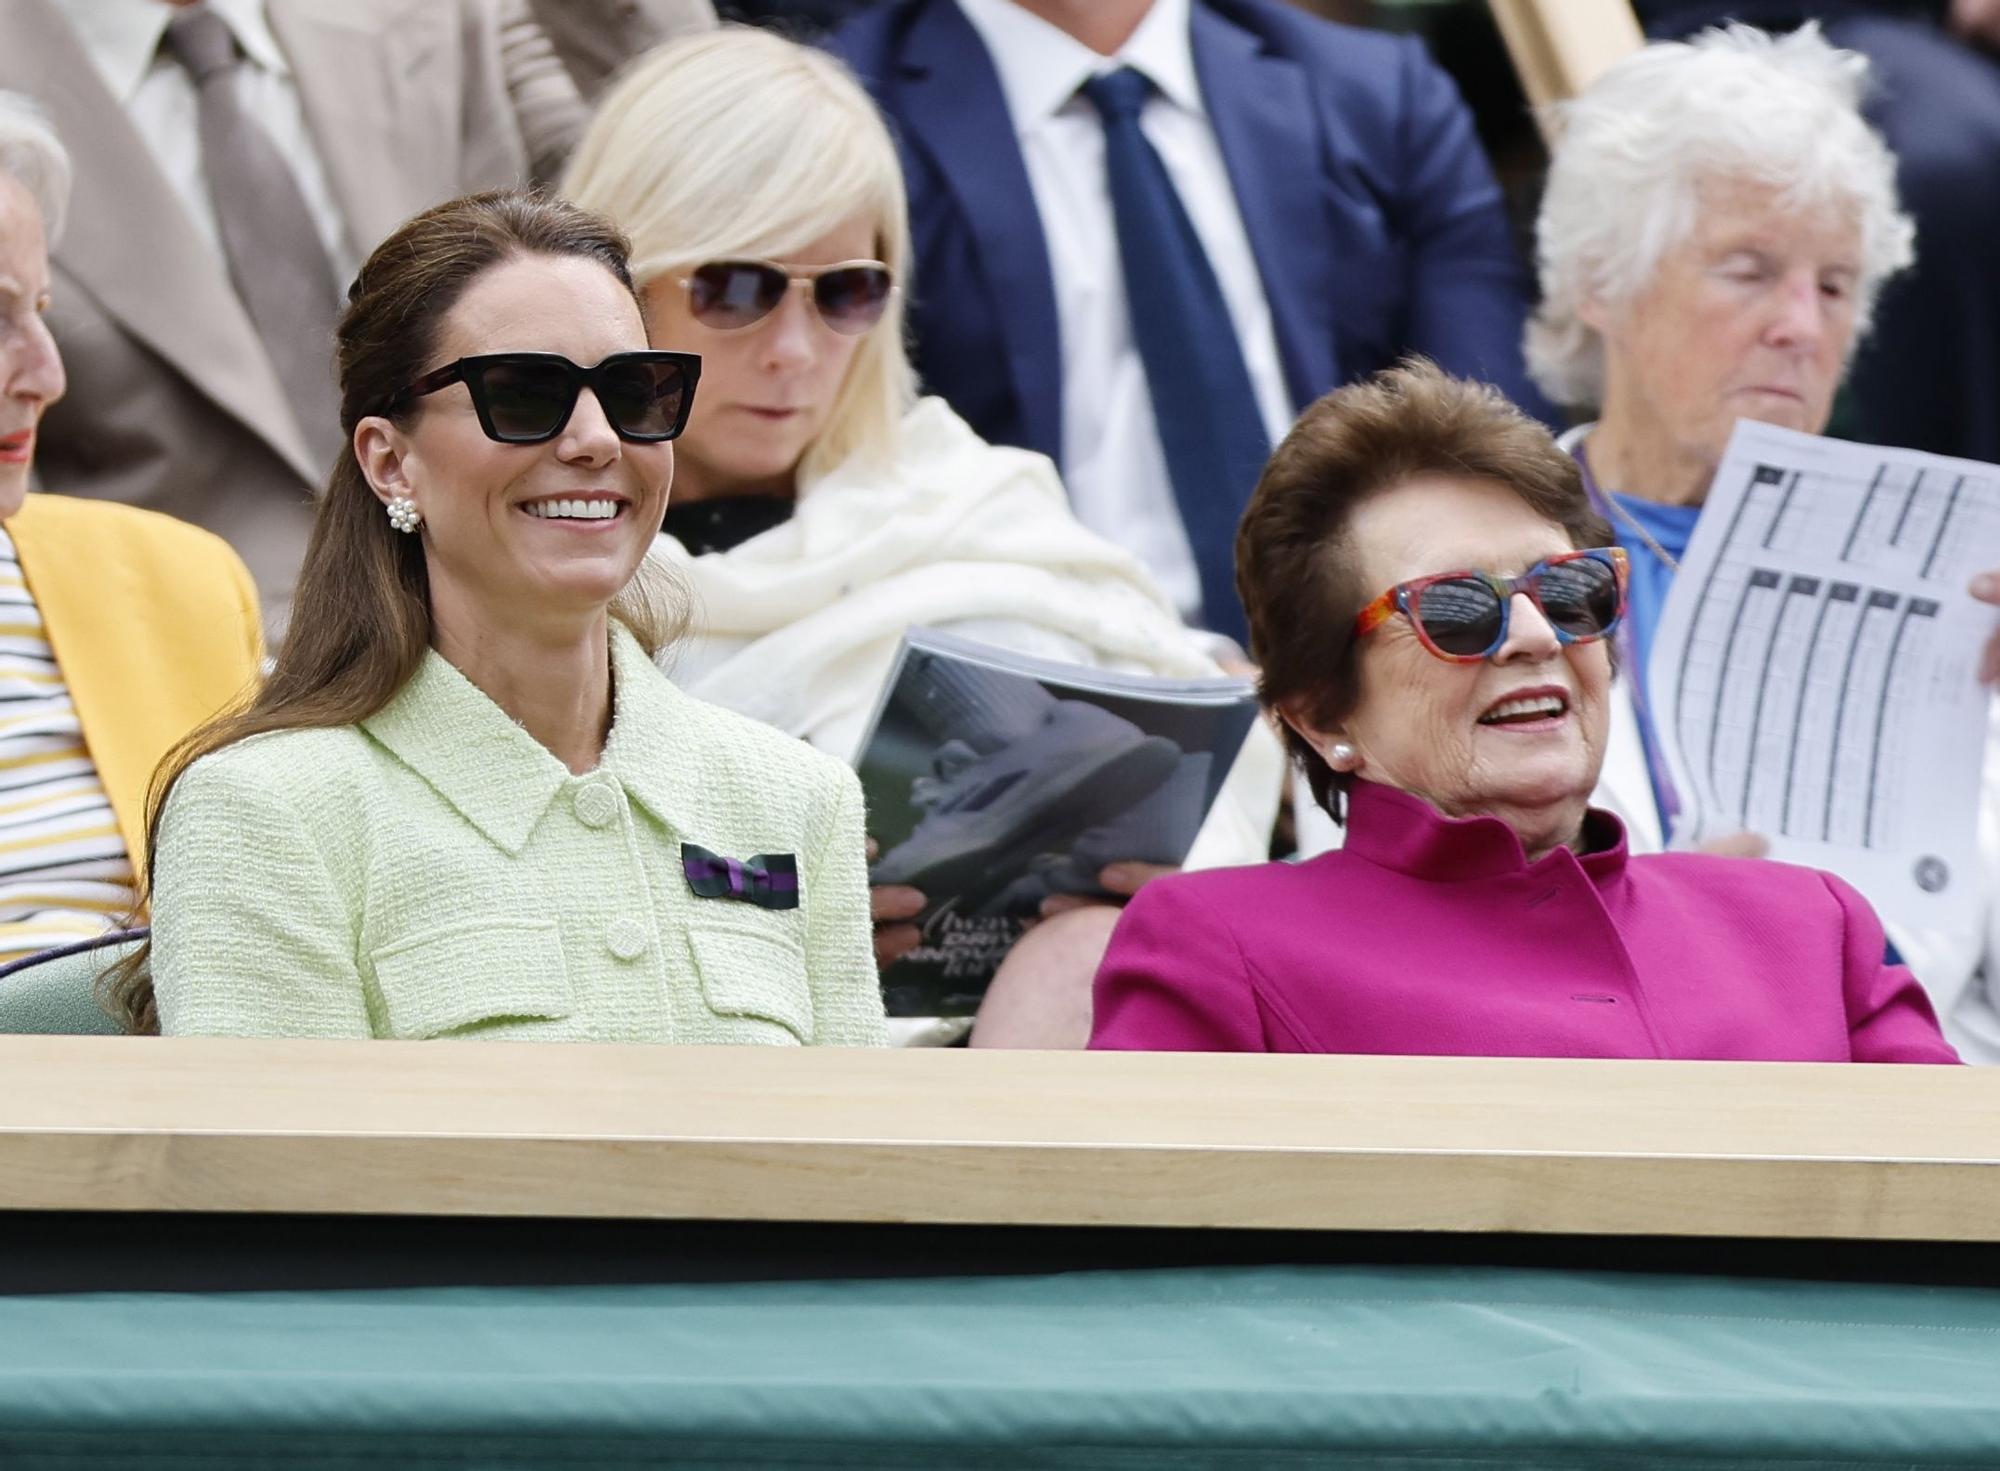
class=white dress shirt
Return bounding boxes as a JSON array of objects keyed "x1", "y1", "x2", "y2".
[
  {"x1": 53, "y1": 0, "x2": 358, "y2": 282},
  {"x1": 954, "y1": 0, "x2": 1295, "y2": 624}
]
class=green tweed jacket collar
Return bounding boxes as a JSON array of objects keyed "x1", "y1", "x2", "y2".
[{"x1": 360, "y1": 623, "x2": 694, "y2": 856}]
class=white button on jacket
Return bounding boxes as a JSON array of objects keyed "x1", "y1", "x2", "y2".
[
  {"x1": 605, "y1": 918, "x2": 650, "y2": 963},
  {"x1": 573, "y1": 780, "x2": 622, "y2": 830}
]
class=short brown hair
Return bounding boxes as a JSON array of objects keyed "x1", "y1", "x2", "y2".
[{"x1": 1235, "y1": 359, "x2": 1609, "y2": 819}]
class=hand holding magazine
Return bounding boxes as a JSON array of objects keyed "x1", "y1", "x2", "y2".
[{"x1": 854, "y1": 629, "x2": 1260, "y2": 1019}]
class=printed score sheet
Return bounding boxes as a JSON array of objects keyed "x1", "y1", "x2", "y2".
[{"x1": 1649, "y1": 420, "x2": 2000, "y2": 938}]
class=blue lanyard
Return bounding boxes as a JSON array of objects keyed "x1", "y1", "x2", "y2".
[{"x1": 1574, "y1": 444, "x2": 1682, "y2": 832}]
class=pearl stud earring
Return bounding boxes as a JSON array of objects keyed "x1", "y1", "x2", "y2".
[
  {"x1": 1330, "y1": 741, "x2": 1357, "y2": 766},
  {"x1": 385, "y1": 496, "x2": 422, "y2": 534}
]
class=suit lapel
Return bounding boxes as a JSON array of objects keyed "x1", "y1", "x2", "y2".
[
  {"x1": 894, "y1": 0, "x2": 1063, "y2": 460},
  {"x1": 0, "y1": 0, "x2": 315, "y2": 484},
  {"x1": 1192, "y1": 3, "x2": 1339, "y2": 407},
  {"x1": 272, "y1": 0, "x2": 455, "y2": 258}
]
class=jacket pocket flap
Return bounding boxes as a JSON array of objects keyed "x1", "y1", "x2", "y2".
[
  {"x1": 371, "y1": 919, "x2": 572, "y2": 1039},
  {"x1": 688, "y1": 922, "x2": 812, "y2": 1041}
]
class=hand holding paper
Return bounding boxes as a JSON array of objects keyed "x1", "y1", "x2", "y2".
[{"x1": 1648, "y1": 420, "x2": 2000, "y2": 940}]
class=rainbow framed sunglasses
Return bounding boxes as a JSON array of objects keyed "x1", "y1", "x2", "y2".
[{"x1": 1354, "y1": 546, "x2": 1629, "y2": 663}]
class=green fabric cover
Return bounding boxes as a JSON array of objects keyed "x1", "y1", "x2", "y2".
[
  {"x1": 3, "y1": 1264, "x2": 1999, "y2": 1468},
  {"x1": 0, "y1": 940, "x2": 132, "y2": 1034}
]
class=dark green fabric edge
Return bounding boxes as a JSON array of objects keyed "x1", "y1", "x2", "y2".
[{"x1": 4, "y1": 1265, "x2": 2000, "y2": 1468}]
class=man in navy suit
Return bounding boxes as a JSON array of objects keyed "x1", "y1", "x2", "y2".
[{"x1": 829, "y1": 0, "x2": 1549, "y2": 641}]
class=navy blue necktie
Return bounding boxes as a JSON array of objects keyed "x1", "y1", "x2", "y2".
[{"x1": 1080, "y1": 66, "x2": 1269, "y2": 644}]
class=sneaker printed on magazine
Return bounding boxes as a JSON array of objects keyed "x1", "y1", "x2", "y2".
[{"x1": 869, "y1": 700, "x2": 1182, "y2": 908}]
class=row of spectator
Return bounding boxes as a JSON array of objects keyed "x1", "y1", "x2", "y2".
[{"x1": 0, "y1": 1, "x2": 1995, "y2": 1062}]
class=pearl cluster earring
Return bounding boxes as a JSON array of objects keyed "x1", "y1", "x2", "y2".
[{"x1": 385, "y1": 496, "x2": 422, "y2": 534}]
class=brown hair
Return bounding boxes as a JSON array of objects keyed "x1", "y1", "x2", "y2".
[
  {"x1": 104, "y1": 190, "x2": 679, "y2": 1032},
  {"x1": 1235, "y1": 358, "x2": 1610, "y2": 821}
]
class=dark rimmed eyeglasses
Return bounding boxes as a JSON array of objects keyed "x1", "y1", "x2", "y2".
[
  {"x1": 1354, "y1": 547, "x2": 1630, "y2": 663},
  {"x1": 681, "y1": 259, "x2": 896, "y2": 336},
  {"x1": 380, "y1": 351, "x2": 702, "y2": 444}
]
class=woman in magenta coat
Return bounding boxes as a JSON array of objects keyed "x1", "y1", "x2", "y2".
[{"x1": 1089, "y1": 362, "x2": 1957, "y2": 1063}]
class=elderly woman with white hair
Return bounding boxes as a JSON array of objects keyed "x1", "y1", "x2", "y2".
[
  {"x1": 563, "y1": 26, "x2": 1281, "y2": 1046},
  {"x1": 1527, "y1": 23, "x2": 2000, "y2": 1058},
  {"x1": 0, "y1": 93, "x2": 260, "y2": 973}
]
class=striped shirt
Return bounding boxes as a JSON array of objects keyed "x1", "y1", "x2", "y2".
[{"x1": 0, "y1": 527, "x2": 137, "y2": 963}]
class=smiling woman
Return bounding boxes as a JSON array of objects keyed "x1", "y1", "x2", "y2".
[
  {"x1": 108, "y1": 192, "x2": 885, "y2": 1048},
  {"x1": 1087, "y1": 360, "x2": 1958, "y2": 1065}
]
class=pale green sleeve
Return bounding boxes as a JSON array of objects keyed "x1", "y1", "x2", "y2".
[
  {"x1": 802, "y1": 767, "x2": 888, "y2": 1047},
  {"x1": 151, "y1": 754, "x2": 372, "y2": 1038}
]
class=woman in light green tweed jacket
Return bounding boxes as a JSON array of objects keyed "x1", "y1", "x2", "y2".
[{"x1": 110, "y1": 192, "x2": 884, "y2": 1046}]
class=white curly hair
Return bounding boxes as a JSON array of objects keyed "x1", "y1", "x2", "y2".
[
  {"x1": 0, "y1": 91, "x2": 70, "y2": 245},
  {"x1": 1526, "y1": 24, "x2": 1915, "y2": 410}
]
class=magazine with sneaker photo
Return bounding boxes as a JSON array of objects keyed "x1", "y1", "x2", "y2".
[{"x1": 855, "y1": 629, "x2": 1260, "y2": 1018}]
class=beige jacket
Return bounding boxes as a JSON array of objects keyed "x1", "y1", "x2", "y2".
[{"x1": 0, "y1": 0, "x2": 568, "y2": 628}]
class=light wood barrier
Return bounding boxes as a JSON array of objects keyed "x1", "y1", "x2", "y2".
[
  {"x1": 3, "y1": 1038, "x2": 1998, "y2": 1241},
  {"x1": 1486, "y1": 0, "x2": 1644, "y2": 124}
]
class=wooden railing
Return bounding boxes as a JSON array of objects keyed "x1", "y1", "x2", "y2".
[
  {"x1": 2, "y1": 1037, "x2": 1997, "y2": 1241},
  {"x1": 1487, "y1": 0, "x2": 1645, "y2": 123}
]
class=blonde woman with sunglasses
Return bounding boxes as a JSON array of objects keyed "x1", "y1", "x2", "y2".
[{"x1": 564, "y1": 26, "x2": 1283, "y2": 1048}]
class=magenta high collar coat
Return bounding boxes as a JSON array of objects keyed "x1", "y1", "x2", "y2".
[{"x1": 1090, "y1": 780, "x2": 1959, "y2": 1063}]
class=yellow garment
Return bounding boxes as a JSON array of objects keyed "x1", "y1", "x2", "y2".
[
  {"x1": 7, "y1": 494, "x2": 264, "y2": 883},
  {"x1": 0, "y1": 524, "x2": 135, "y2": 961}
]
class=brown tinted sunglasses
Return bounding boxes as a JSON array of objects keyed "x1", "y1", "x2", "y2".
[{"x1": 681, "y1": 259, "x2": 895, "y2": 336}]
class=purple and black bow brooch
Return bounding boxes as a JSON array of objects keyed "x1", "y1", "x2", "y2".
[{"x1": 681, "y1": 843, "x2": 800, "y2": 911}]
